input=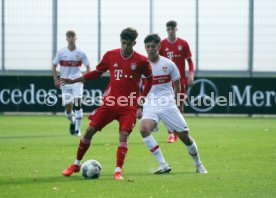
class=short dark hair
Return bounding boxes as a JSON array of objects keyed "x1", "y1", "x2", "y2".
[
  {"x1": 166, "y1": 20, "x2": 177, "y2": 28},
  {"x1": 144, "y1": 34, "x2": 161, "y2": 44},
  {"x1": 66, "y1": 30, "x2": 76, "y2": 37},
  {"x1": 120, "y1": 27, "x2": 138, "y2": 42}
]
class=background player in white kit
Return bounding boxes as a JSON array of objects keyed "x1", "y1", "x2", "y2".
[
  {"x1": 138, "y1": 34, "x2": 207, "y2": 174},
  {"x1": 52, "y1": 30, "x2": 90, "y2": 136}
]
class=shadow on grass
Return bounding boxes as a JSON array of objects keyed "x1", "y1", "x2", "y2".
[
  {"x1": 0, "y1": 171, "x2": 193, "y2": 186},
  {"x1": 0, "y1": 134, "x2": 66, "y2": 140}
]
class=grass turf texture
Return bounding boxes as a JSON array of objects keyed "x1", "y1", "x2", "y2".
[{"x1": 0, "y1": 115, "x2": 275, "y2": 198}]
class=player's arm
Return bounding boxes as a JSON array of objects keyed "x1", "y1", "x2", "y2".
[
  {"x1": 82, "y1": 52, "x2": 91, "y2": 74},
  {"x1": 172, "y1": 79, "x2": 182, "y2": 111},
  {"x1": 52, "y1": 64, "x2": 60, "y2": 88},
  {"x1": 186, "y1": 57, "x2": 194, "y2": 86},
  {"x1": 52, "y1": 50, "x2": 61, "y2": 88},
  {"x1": 170, "y1": 61, "x2": 182, "y2": 109},
  {"x1": 139, "y1": 61, "x2": 153, "y2": 106},
  {"x1": 183, "y1": 41, "x2": 194, "y2": 86},
  {"x1": 61, "y1": 52, "x2": 109, "y2": 85},
  {"x1": 85, "y1": 66, "x2": 91, "y2": 73}
]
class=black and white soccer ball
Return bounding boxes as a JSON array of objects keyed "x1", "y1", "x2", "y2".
[{"x1": 81, "y1": 160, "x2": 102, "y2": 179}]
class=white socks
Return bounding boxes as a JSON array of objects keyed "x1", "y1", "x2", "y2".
[
  {"x1": 75, "y1": 109, "x2": 83, "y2": 131},
  {"x1": 186, "y1": 141, "x2": 202, "y2": 166},
  {"x1": 65, "y1": 111, "x2": 75, "y2": 124},
  {"x1": 74, "y1": 160, "x2": 81, "y2": 166},
  {"x1": 143, "y1": 135, "x2": 166, "y2": 165}
]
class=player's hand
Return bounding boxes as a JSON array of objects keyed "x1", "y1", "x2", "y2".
[
  {"x1": 136, "y1": 107, "x2": 143, "y2": 119},
  {"x1": 54, "y1": 79, "x2": 61, "y2": 88},
  {"x1": 60, "y1": 78, "x2": 74, "y2": 84},
  {"x1": 187, "y1": 73, "x2": 194, "y2": 86},
  {"x1": 137, "y1": 96, "x2": 145, "y2": 107}
]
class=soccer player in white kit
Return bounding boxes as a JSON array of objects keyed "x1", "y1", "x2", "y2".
[
  {"x1": 52, "y1": 30, "x2": 90, "y2": 136},
  {"x1": 138, "y1": 34, "x2": 207, "y2": 174}
]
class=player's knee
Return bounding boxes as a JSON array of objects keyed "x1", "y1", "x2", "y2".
[
  {"x1": 84, "y1": 126, "x2": 97, "y2": 139},
  {"x1": 140, "y1": 125, "x2": 151, "y2": 136},
  {"x1": 73, "y1": 99, "x2": 82, "y2": 110}
]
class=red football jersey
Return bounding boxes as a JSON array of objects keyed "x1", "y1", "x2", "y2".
[
  {"x1": 160, "y1": 38, "x2": 192, "y2": 83},
  {"x1": 96, "y1": 49, "x2": 152, "y2": 109}
]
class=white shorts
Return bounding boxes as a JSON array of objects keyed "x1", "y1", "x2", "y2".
[
  {"x1": 141, "y1": 105, "x2": 189, "y2": 132},
  {"x1": 61, "y1": 83, "x2": 83, "y2": 105}
]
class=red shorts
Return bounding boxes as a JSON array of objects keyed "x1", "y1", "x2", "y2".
[{"x1": 88, "y1": 106, "x2": 137, "y2": 133}]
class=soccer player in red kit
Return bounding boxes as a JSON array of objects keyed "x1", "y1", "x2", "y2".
[
  {"x1": 159, "y1": 20, "x2": 195, "y2": 143},
  {"x1": 61, "y1": 27, "x2": 153, "y2": 180}
]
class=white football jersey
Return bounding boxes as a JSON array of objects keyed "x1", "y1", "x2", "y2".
[
  {"x1": 142, "y1": 56, "x2": 180, "y2": 108},
  {"x1": 53, "y1": 47, "x2": 90, "y2": 79}
]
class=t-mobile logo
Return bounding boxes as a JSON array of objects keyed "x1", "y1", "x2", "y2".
[
  {"x1": 167, "y1": 51, "x2": 174, "y2": 60},
  {"x1": 115, "y1": 69, "x2": 123, "y2": 80}
]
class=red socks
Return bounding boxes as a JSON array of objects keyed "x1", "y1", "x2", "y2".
[
  {"x1": 116, "y1": 142, "x2": 128, "y2": 169},
  {"x1": 76, "y1": 136, "x2": 91, "y2": 160}
]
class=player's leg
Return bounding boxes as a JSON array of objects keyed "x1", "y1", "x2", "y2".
[
  {"x1": 140, "y1": 111, "x2": 171, "y2": 174},
  {"x1": 73, "y1": 98, "x2": 82, "y2": 136},
  {"x1": 113, "y1": 109, "x2": 136, "y2": 180},
  {"x1": 73, "y1": 84, "x2": 84, "y2": 136},
  {"x1": 62, "y1": 87, "x2": 75, "y2": 135},
  {"x1": 166, "y1": 83, "x2": 187, "y2": 142},
  {"x1": 62, "y1": 107, "x2": 116, "y2": 177},
  {"x1": 161, "y1": 106, "x2": 207, "y2": 174},
  {"x1": 62, "y1": 126, "x2": 98, "y2": 176},
  {"x1": 176, "y1": 131, "x2": 207, "y2": 174}
]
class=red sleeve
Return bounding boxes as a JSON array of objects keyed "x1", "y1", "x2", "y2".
[
  {"x1": 84, "y1": 70, "x2": 103, "y2": 81},
  {"x1": 141, "y1": 76, "x2": 152, "y2": 97},
  {"x1": 183, "y1": 41, "x2": 192, "y2": 59},
  {"x1": 187, "y1": 58, "x2": 194, "y2": 73},
  {"x1": 140, "y1": 60, "x2": 152, "y2": 97},
  {"x1": 95, "y1": 51, "x2": 109, "y2": 73},
  {"x1": 141, "y1": 60, "x2": 152, "y2": 78}
]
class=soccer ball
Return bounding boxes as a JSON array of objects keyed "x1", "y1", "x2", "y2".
[{"x1": 81, "y1": 160, "x2": 102, "y2": 179}]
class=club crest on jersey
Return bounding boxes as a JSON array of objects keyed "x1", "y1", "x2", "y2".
[
  {"x1": 76, "y1": 55, "x2": 81, "y2": 60},
  {"x1": 131, "y1": 63, "x2": 137, "y2": 70},
  {"x1": 177, "y1": 45, "x2": 182, "y2": 51},
  {"x1": 162, "y1": 66, "x2": 169, "y2": 74}
]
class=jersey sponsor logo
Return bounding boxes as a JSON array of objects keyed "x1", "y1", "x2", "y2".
[
  {"x1": 162, "y1": 66, "x2": 169, "y2": 74},
  {"x1": 152, "y1": 75, "x2": 171, "y2": 85},
  {"x1": 114, "y1": 69, "x2": 123, "y2": 80},
  {"x1": 60, "y1": 60, "x2": 82, "y2": 67},
  {"x1": 177, "y1": 45, "x2": 182, "y2": 51},
  {"x1": 167, "y1": 51, "x2": 174, "y2": 60},
  {"x1": 76, "y1": 55, "x2": 81, "y2": 60},
  {"x1": 131, "y1": 63, "x2": 137, "y2": 70}
]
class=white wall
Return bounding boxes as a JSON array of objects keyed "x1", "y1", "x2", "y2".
[{"x1": 1, "y1": 0, "x2": 276, "y2": 73}]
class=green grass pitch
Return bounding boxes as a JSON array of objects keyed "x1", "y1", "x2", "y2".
[{"x1": 0, "y1": 115, "x2": 275, "y2": 198}]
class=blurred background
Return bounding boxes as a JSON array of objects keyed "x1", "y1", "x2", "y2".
[
  {"x1": 0, "y1": 0, "x2": 275, "y2": 76},
  {"x1": 0, "y1": 0, "x2": 276, "y2": 114}
]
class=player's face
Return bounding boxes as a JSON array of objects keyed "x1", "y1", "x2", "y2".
[
  {"x1": 120, "y1": 39, "x2": 136, "y2": 55},
  {"x1": 66, "y1": 35, "x2": 76, "y2": 45},
  {"x1": 167, "y1": 27, "x2": 177, "y2": 37},
  {"x1": 145, "y1": 41, "x2": 160, "y2": 60}
]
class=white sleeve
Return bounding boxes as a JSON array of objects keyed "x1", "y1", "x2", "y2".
[
  {"x1": 52, "y1": 50, "x2": 60, "y2": 65},
  {"x1": 170, "y1": 61, "x2": 181, "y2": 82},
  {"x1": 82, "y1": 52, "x2": 90, "y2": 67}
]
